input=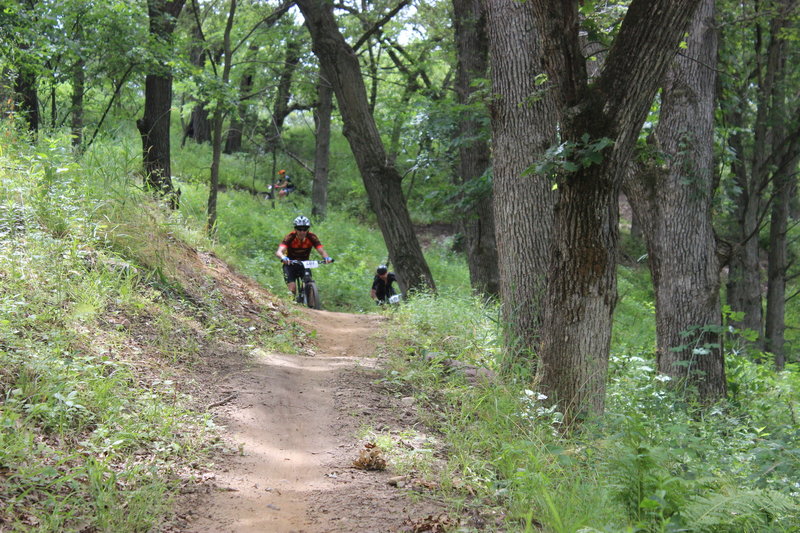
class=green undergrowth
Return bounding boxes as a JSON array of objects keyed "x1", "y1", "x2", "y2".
[
  {"x1": 176, "y1": 181, "x2": 473, "y2": 311},
  {"x1": 0, "y1": 130, "x2": 294, "y2": 531},
  {"x1": 381, "y1": 281, "x2": 800, "y2": 532}
]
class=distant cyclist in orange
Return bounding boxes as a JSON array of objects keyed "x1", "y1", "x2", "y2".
[
  {"x1": 275, "y1": 169, "x2": 295, "y2": 198},
  {"x1": 275, "y1": 216, "x2": 333, "y2": 297}
]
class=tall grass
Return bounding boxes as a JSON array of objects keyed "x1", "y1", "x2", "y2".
[
  {"x1": 176, "y1": 179, "x2": 473, "y2": 311},
  {"x1": 3, "y1": 118, "x2": 798, "y2": 532},
  {"x1": 380, "y1": 265, "x2": 800, "y2": 532},
  {"x1": 0, "y1": 128, "x2": 223, "y2": 531}
]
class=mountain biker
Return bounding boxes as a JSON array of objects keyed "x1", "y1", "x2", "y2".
[
  {"x1": 275, "y1": 169, "x2": 295, "y2": 198},
  {"x1": 275, "y1": 216, "x2": 333, "y2": 298},
  {"x1": 371, "y1": 265, "x2": 398, "y2": 304}
]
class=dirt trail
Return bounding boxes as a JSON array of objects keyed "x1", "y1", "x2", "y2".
[{"x1": 177, "y1": 309, "x2": 446, "y2": 533}]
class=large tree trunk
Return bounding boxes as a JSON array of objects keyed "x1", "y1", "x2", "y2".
[
  {"x1": 484, "y1": 0, "x2": 556, "y2": 363},
  {"x1": 137, "y1": 74, "x2": 178, "y2": 199},
  {"x1": 453, "y1": 0, "x2": 499, "y2": 297},
  {"x1": 311, "y1": 72, "x2": 332, "y2": 219},
  {"x1": 296, "y1": 0, "x2": 435, "y2": 293},
  {"x1": 766, "y1": 158, "x2": 793, "y2": 370},
  {"x1": 137, "y1": 0, "x2": 186, "y2": 206},
  {"x1": 624, "y1": 0, "x2": 726, "y2": 401},
  {"x1": 529, "y1": 0, "x2": 701, "y2": 422},
  {"x1": 183, "y1": 4, "x2": 211, "y2": 146},
  {"x1": 14, "y1": 63, "x2": 38, "y2": 133}
]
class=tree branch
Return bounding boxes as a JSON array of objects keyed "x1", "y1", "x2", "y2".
[
  {"x1": 353, "y1": 0, "x2": 410, "y2": 52},
  {"x1": 83, "y1": 63, "x2": 137, "y2": 152}
]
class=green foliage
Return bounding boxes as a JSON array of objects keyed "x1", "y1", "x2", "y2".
[
  {"x1": 528, "y1": 134, "x2": 615, "y2": 182},
  {"x1": 381, "y1": 251, "x2": 799, "y2": 532},
  {"x1": 0, "y1": 131, "x2": 223, "y2": 530}
]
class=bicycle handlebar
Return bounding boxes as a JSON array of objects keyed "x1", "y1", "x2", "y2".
[{"x1": 284, "y1": 258, "x2": 334, "y2": 266}]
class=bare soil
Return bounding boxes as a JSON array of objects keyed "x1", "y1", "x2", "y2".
[{"x1": 171, "y1": 307, "x2": 449, "y2": 533}]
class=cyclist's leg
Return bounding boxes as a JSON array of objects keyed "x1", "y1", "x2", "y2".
[
  {"x1": 283, "y1": 263, "x2": 302, "y2": 296},
  {"x1": 293, "y1": 263, "x2": 307, "y2": 301}
]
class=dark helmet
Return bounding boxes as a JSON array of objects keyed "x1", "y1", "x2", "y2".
[{"x1": 376, "y1": 265, "x2": 388, "y2": 275}]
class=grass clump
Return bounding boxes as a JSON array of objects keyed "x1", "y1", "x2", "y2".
[
  {"x1": 0, "y1": 130, "x2": 267, "y2": 531},
  {"x1": 380, "y1": 269, "x2": 800, "y2": 532}
]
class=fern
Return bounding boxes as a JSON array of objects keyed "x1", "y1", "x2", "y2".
[{"x1": 679, "y1": 488, "x2": 799, "y2": 532}]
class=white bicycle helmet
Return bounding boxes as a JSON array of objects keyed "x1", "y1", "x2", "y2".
[{"x1": 293, "y1": 215, "x2": 311, "y2": 228}]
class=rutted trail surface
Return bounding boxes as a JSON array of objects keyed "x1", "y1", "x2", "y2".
[{"x1": 177, "y1": 309, "x2": 446, "y2": 533}]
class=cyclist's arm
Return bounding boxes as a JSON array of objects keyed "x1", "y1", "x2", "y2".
[
  {"x1": 315, "y1": 245, "x2": 330, "y2": 259},
  {"x1": 276, "y1": 243, "x2": 289, "y2": 260}
]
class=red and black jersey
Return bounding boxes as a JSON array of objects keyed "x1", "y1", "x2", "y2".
[{"x1": 279, "y1": 231, "x2": 323, "y2": 260}]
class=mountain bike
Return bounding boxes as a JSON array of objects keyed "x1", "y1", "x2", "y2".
[
  {"x1": 290, "y1": 259, "x2": 332, "y2": 309},
  {"x1": 377, "y1": 293, "x2": 401, "y2": 306}
]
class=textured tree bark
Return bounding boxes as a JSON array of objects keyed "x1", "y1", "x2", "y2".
[
  {"x1": 14, "y1": 63, "x2": 38, "y2": 133},
  {"x1": 183, "y1": 3, "x2": 212, "y2": 146},
  {"x1": 624, "y1": 0, "x2": 726, "y2": 401},
  {"x1": 484, "y1": 0, "x2": 556, "y2": 362},
  {"x1": 453, "y1": 0, "x2": 499, "y2": 297},
  {"x1": 766, "y1": 159, "x2": 794, "y2": 370},
  {"x1": 311, "y1": 72, "x2": 332, "y2": 220},
  {"x1": 529, "y1": 0, "x2": 700, "y2": 421},
  {"x1": 764, "y1": 0, "x2": 797, "y2": 371},
  {"x1": 295, "y1": 0, "x2": 435, "y2": 293},
  {"x1": 137, "y1": 0, "x2": 186, "y2": 206}
]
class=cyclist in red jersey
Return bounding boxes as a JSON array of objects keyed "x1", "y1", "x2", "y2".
[{"x1": 275, "y1": 215, "x2": 333, "y2": 296}]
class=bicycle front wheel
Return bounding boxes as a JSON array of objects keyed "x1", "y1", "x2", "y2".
[{"x1": 305, "y1": 282, "x2": 321, "y2": 309}]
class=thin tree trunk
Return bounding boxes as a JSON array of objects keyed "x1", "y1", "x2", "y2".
[
  {"x1": 296, "y1": 0, "x2": 435, "y2": 293},
  {"x1": 224, "y1": 44, "x2": 258, "y2": 154},
  {"x1": 484, "y1": 0, "x2": 556, "y2": 363},
  {"x1": 723, "y1": 0, "x2": 797, "y2": 348},
  {"x1": 207, "y1": 0, "x2": 236, "y2": 233},
  {"x1": 265, "y1": 38, "x2": 301, "y2": 155},
  {"x1": 311, "y1": 72, "x2": 332, "y2": 219},
  {"x1": 71, "y1": 57, "x2": 85, "y2": 148},
  {"x1": 624, "y1": 0, "x2": 726, "y2": 401},
  {"x1": 453, "y1": 0, "x2": 498, "y2": 297}
]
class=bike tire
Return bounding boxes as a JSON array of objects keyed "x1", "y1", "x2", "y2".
[{"x1": 305, "y1": 282, "x2": 321, "y2": 310}]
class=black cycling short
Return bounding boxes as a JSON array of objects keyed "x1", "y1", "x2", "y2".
[{"x1": 282, "y1": 262, "x2": 305, "y2": 284}]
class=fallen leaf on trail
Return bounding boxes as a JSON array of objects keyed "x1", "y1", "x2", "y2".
[
  {"x1": 404, "y1": 513, "x2": 456, "y2": 532},
  {"x1": 352, "y1": 442, "x2": 387, "y2": 470}
]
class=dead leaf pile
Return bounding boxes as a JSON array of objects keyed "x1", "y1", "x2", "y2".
[
  {"x1": 352, "y1": 442, "x2": 387, "y2": 470},
  {"x1": 404, "y1": 513, "x2": 456, "y2": 532}
]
